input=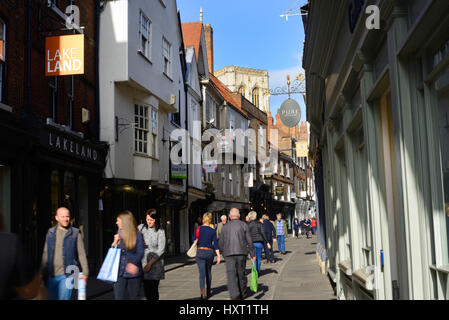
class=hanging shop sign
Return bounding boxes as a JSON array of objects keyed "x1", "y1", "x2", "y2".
[
  {"x1": 279, "y1": 98, "x2": 301, "y2": 128},
  {"x1": 276, "y1": 186, "x2": 284, "y2": 196},
  {"x1": 296, "y1": 141, "x2": 309, "y2": 158},
  {"x1": 171, "y1": 163, "x2": 187, "y2": 179},
  {"x1": 46, "y1": 34, "x2": 84, "y2": 76}
]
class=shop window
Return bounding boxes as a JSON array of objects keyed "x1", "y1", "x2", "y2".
[
  {"x1": 50, "y1": 170, "x2": 60, "y2": 225},
  {"x1": 78, "y1": 176, "x2": 89, "y2": 255},
  {"x1": 63, "y1": 171, "x2": 76, "y2": 217},
  {"x1": 0, "y1": 164, "x2": 11, "y2": 232}
]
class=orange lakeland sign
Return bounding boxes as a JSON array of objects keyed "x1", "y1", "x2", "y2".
[{"x1": 45, "y1": 34, "x2": 84, "y2": 76}]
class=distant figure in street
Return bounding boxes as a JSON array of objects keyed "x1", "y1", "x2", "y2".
[
  {"x1": 311, "y1": 217, "x2": 317, "y2": 235},
  {"x1": 274, "y1": 213, "x2": 288, "y2": 255},
  {"x1": 41, "y1": 207, "x2": 89, "y2": 300},
  {"x1": 216, "y1": 215, "x2": 227, "y2": 240},
  {"x1": 245, "y1": 215, "x2": 250, "y2": 223},
  {"x1": 247, "y1": 211, "x2": 271, "y2": 273},
  {"x1": 193, "y1": 216, "x2": 202, "y2": 243},
  {"x1": 219, "y1": 208, "x2": 255, "y2": 300},
  {"x1": 293, "y1": 218, "x2": 300, "y2": 239},
  {"x1": 193, "y1": 212, "x2": 221, "y2": 299},
  {"x1": 138, "y1": 209, "x2": 166, "y2": 301},
  {"x1": 299, "y1": 218, "x2": 305, "y2": 236},
  {"x1": 262, "y1": 215, "x2": 276, "y2": 263},
  {"x1": 304, "y1": 216, "x2": 312, "y2": 239},
  {"x1": 0, "y1": 212, "x2": 41, "y2": 300},
  {"x1": 112, "y1": 210, "x2": 145, "y2": 300}
]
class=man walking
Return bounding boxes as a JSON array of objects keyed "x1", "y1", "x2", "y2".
[
  {"x1": 274, "y1": 213, "x2": 288, "y2": 255},
  {"x1": 262, "y1": 215, "x2": 276, "y2": 263},
  {"x1": 219, "y1": 208, "x2": 255, "y2": 300},
  {"x1": 304, "y1": 216, "x2": 312, "y2": 239},
  {"x1": 41, "y1": 207, "x2": 89, "y2": 300},
  {"x1": 216, "y1": 215, "x2": 227, "y2": 240}
]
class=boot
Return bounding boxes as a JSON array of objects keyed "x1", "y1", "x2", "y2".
[
  {"x1": 206, "y1": 288, "x2": 212, "y2": 299},
  {"x1": 200, "y1": 289, "x2": 206, "y2": 300},
  {"x1": 231, "y1": 296, "x2": 240, "y2": 300}
]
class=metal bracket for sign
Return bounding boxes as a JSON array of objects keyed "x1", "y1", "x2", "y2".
[
  {"x1": 265, "y1": 76, "x2": 306, "y2": 96},
  {"x1": 47, "y1": 1, "x2": 84, "y2": 34}
]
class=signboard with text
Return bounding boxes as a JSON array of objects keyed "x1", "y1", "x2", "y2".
[{"x1": 46, "y1": 34, "x2": 84, "y2": 76}]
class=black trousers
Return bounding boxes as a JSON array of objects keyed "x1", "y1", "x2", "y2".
[
  {"x1": 225, "y1": 255, "x2": 247, "y2": 299},
  {"x1": 143, "y1": 280, "x2": 160, "y2": 301},
  {"x1": 113, "y1": 276, "x2": 142, "y2": 300}
]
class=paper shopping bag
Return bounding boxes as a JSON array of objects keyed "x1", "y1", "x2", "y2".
[{"x1": 97, "y1": 247, "x2": 121, "y2": 283}]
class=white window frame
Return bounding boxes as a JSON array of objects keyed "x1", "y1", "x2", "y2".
[
  {"x1": 286, "y1": 163, "x2": 290, "y2": 178},
  {"x1": 139, "y1": 10, "x2": 151, "y2": 60},
  {"x1": 162, "y1": 37, "x2": 171, "y2": 78},
  {"x1": 229, "y1": 168, "x2": 233, "y2": 196},
  {"x1": 150, "y1": 108, "x2": 158, "y2": 157},
  {"x1": 280, "y1": 161, "x2": 284, "y2": 176},
  {"x1": 134, "y1": 104, "x2": 149, "y2": 155}
]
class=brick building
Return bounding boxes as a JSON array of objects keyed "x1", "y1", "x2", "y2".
[{"x1": 0, "y1": 0, "x2": 107, "y2": 271}]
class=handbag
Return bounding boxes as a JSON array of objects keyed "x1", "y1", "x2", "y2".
[
  {"x1": 250, "y1": 261, "x2": 258, "y2": 293},
  {"x1": 186, "y1": 226, "x2": 200, "y2": 258},
  {"x1": 97, "y1": 246, "x2": 121, "y2": 283}
]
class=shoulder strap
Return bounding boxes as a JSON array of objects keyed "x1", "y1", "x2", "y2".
[{"x1": 196, "y1": 226, "x2": 200, "y2": 240}]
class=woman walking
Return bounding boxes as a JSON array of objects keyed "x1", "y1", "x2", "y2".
[
  {"x1": 138, "y1": 209, "x2": 166, "y2": 301},
  {"x1": 193, "y1": 212, "x2": 220, "y2": 299},
  {"x1": 248, "y1": 211, "x2": 271, "y2": 273},
  {"x1": 111, "y1": 210, "x2": 145, "y2": 300}
]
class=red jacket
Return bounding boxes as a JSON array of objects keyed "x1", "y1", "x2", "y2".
[{"x1": 311, "y1": 219, "x2": 317, "y2": 228}]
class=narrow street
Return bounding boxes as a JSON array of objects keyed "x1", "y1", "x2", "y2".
[{"x1": 94, "y1": 235, "x2": 335, "y2": 300}]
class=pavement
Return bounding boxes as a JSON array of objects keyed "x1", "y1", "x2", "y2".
[{"x1": 87, "y1": 234, "x2": 336, "y2": 300}]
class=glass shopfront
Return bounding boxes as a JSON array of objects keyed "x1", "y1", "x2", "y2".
[{"x1": 0, "y1": 164, "x2": 11, "y2": 232}]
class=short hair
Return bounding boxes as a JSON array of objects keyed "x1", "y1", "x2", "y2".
[
  {"x1": 229, "y1": 208, "x2": 240, "y2": 217},
  {"x1": 248, "y1": 211, "x2": 257, "y2": 221},
  {"x1": 202, "y1": 212, "x2": 212, "y2": 225},
  {"x1": 276, "y1": 213, "x2": 282, "y2": 217},
  {"x1": 262, "y1": 214, "x2": 269, "y2": 220},
  {"x1": 220, "y1": 215, "x2": 227, "y2": 221},
  {"x1": 57, "y1": 207, "x2": 70, "y2": 216}
]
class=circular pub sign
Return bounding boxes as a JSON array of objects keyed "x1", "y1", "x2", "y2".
[{"x1": 279, "y1": 98, "x2": 301, "y2": 128}]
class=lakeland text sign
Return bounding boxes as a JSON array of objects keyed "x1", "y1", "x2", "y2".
[{"x1": 46, "y1": 34, "x2": 84, "y2": 76}]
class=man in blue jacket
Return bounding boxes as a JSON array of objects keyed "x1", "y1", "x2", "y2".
[{"x1": 262, "y1": 215, "x2": 276, "y2": 263}]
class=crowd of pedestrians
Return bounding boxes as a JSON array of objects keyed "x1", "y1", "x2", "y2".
[{"x1": 0, "y1": 205, "x2": 317, "y2": 301}]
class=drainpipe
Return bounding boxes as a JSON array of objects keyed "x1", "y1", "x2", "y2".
[
  {"x1": 95, "y1": 0, "x2": 101, "y2": 141},
  {"x1": 26, "y1": 0, "x2": 33, "y2": 118}
]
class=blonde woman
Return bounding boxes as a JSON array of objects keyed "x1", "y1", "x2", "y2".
[
  {"x1": 194, "y1": 212, "x2": 220, "y2": 299},
  {"x1": 111, "y1": 210, "x2": 145, "y2": 300},
  {"x1": 248, "y1": 211, "x2": 270, "y2": 273}
]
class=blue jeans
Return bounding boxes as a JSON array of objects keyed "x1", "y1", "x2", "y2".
[
  {"x1": 253, "y1": 242, "x2": 264, "y2": 273},
  {"x1": 264, "y1": 238, "x2": 274, "y2": 262},
  {"x1": 47, "y1": 275, "x2": 73, "y2": 300},
  {"x1": 277, "y1": 235, "x2": 286, "y2": 253},
  {"x1": 196, "y1": 249, "x2": 215, "y2": 290}
]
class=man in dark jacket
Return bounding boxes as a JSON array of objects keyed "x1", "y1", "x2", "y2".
[
  {"x1": 219, "y1": 208, "x2": 255, "y2": 300},
  {"x1": 262, "y1": 215, "x2": 276, "y2": 263},
  {"x1": 41, "y1": 207, "x2": 89, "y2": 300}
]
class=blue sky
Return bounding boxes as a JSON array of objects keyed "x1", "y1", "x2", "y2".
[{"x1": 177, "y1": 0, "x2": 307, "y2": 124}]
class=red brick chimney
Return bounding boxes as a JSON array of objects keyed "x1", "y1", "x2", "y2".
[{"x1": 204, "y1": 24, "x2": 214, "y2": 74}]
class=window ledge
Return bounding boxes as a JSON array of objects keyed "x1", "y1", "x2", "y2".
[
  {"x1": 0, "y1": 102, "x2": 12, "y2": 112},
  {"x1": 133, "y1": 153, "x2": 159, "y2": 161},
  {"x1": 430, "y1": 264, "x2": 449, "y2": 275},
  {"x1": 163, "y1": 72, "x2": 173, "y2": 82},
  {"x1": 338, "y1": 260, "x2": 352, "y2": 276},
  {"x1": 137, "y1": 50, "x2": 152, "y2": 64}
]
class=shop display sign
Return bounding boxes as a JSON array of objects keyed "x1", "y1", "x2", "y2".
[
  {"x1": 171, "y1": 163, "x2": 187, "y2": 179},
  {"x1": 276, "y1": 186, "x2": 284, "y2": 196},
  {"x1": 46, "y1": 34, "x2": 84, "y2": 76}
]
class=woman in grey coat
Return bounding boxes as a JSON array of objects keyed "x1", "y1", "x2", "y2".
[{"x1": 138, "y1": 209, "x2": 166, "y2": 301}]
